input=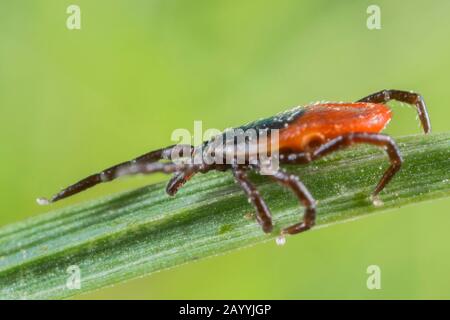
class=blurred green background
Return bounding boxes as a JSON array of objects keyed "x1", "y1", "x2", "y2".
[{"x1": 1, "y1": 0, "x2": 450, "y2": 299}]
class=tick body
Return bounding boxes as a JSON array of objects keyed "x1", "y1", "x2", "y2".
[{"x1": 38, "y1": 89, "x2": 431, "y2": 237}]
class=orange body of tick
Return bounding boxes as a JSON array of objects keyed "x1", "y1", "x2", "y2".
[{"x1": 278, "y1": 102, "x2": 392, "y2": 152}]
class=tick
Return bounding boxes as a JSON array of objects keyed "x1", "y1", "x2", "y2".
[{"x1": 38, "y1": 89, "x2": 431, "y2": 237}]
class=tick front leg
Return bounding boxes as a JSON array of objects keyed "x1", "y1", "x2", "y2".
[
  {"x1": 270, "y1": 170, "x2": 316, "y2": 235},
  {"x1": 38, "y1": 144, "x2": 193, "y2": 204},
  {"x1": 357, "y1": 89, "x2": 431, "y2": 133},
  {"x1": 232, "y1": 166, "x2": 273, "y2": 233}
]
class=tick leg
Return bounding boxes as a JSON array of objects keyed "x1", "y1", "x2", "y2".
[
  {"x1": 232, "y1": 166, "x2": 273, "y2": 233},
  {"x1": 270, "y1": 170, "x2": 316, "y2": 235},
  {"x1": 166, "y1": 171, "x2": 197, "y2": 196},
  {"x1": 357, "y1": 89, "x2": 431, "y2": 133},
  {"x1": 38, "y1": 144, "x2": 193, "y2": 204},
  {"x1": 280, "y1": 133, "x2": 403, "y2": 197}
]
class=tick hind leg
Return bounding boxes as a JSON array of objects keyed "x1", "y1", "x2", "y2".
[
  {"x1": 232, "y1": 166, "x2": 273, "y2": 233},
  {"x1": 314, "y1": 133, "x2": 402, "y2": 197},
  {"x1": 270, "y1": 170, "x2": 316, "y2": 235},
  {"x1": 357, "y1": 89, "x2": 431, "y2": 133},
  {"x1": 280, "y1": 132, "x2": 403, "y2": 198},
  {"x1": 38, "y1": 144, "x2": 193, "y2": 204}
]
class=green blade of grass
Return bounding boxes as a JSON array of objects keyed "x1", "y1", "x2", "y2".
[{"x1": 0, "y1": 133, "x2": 449, "y2": 299}]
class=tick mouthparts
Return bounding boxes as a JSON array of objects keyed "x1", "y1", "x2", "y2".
[{"x1": 36, "y1": 197, "x2": 50, "y2": 206}]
